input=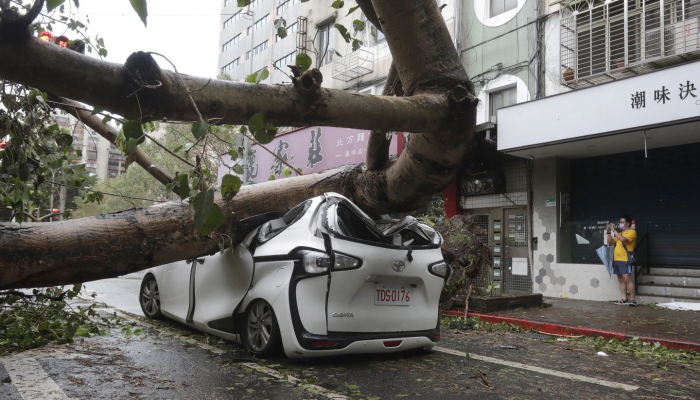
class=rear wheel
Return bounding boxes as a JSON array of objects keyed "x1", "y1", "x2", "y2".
[
  {"x1": 243, "y1": 299, "x2": 282, "y2": 356},
  {"x1": 139, "y1": 275, "x2": 163, "y2": 319}
]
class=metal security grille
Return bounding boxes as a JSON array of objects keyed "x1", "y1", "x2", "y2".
[
  {"x1": 560, "y1": 0, "x2": 700, "y2": 88},
  {"x1": 474, "y1": 214, "x2": 489, "y2": 246},
  {"x1": 506, "y1": 212, "x2": 531, "y2": 293}
]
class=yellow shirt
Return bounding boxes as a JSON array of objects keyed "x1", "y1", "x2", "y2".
[{"x1": 614, "y1": 229, "x2": 637, "y2": 262}]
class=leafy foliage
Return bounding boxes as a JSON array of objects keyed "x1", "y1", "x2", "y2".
[{"x1": 0, "y1": 286, "x2": 120, "y2": 356}]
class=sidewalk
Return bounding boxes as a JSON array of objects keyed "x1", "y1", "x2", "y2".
[{"x1": 443, "y1": 297, "x2": 700, "y2": 351}]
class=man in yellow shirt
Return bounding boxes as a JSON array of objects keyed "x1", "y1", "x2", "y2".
[{"x1": 606, "y1": 215, "x2": 637, "y2": 306}]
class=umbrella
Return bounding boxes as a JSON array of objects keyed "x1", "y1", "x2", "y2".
[{"x1": 596, "y1": 245, "x2": 614, "y2": 277}]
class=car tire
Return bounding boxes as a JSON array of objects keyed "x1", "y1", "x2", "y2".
[
  {"x1": 139, "y1": 275, "x2": 163, "y2": 319},
  {"x1": 242, "y1": 299, "x2": 282, "y2": 357}
]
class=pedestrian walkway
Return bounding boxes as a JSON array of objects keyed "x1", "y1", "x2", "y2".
[{"x1": 490, "y1": 297, "x2": 700, "y2": 343}]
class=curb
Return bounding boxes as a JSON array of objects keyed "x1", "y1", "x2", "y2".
[{"x1": 441, "y1": 310, "x2": 700, "y2": 353}]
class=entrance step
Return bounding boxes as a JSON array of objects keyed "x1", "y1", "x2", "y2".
[
  {"x1": 648, "y1": 267, "x2": 700, "y2": 277},
  {"x1": 636, "y1": 293, "x2": 700, "y2": 305},
  {"x1": 638, "y1": 274, "x2": 700, "y2": 287},
  {"x1": 636, "y1": 283, "x2": 700, "y2": 298}
]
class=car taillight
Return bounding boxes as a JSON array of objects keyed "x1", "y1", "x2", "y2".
[
  {"x1": 298, "y1": 250, "x2": 361, "y2": 273},
  {"x1": 428, "y1": 262, "x2": 449, "y2": 278},
  {"x1": 312, "y1": 341, "x2": 338, "y2": 347},
  {"x1": 433, "y1": 335, "x2": 440, "y2": 342},
  {"x1": 383, "y1": 340, "x2": 402, "y2": 348}
]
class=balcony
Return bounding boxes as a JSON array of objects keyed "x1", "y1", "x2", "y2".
[
  {"x1": 559, "y1": 0, "x2": 700, "y2": 88},
  {"x1": 332, "y1": 49, "x2": 374, "y2": 82}
]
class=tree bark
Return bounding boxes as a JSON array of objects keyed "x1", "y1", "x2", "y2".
[
  {"x1": 54, "y1": 97, "x2": 175, "y2": 186},
  {"x1": 0, "y1": 39, "x2": 452, "y2": 133}
]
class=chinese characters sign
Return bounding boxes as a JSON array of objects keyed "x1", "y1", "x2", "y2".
[
  {"x1": 218, "y1": 126, "x2": 398, "y2": 185},
  {"x1": 631, "y1": 81, "x2": 696, "y2": 109}
]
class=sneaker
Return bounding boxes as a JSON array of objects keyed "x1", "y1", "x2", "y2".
[
  {"x1": 614, "y1": 299, "x2": 628, "y2": 305},
  {"x1": 628, "y1": 300, "x2": 638, "y2": 307}
]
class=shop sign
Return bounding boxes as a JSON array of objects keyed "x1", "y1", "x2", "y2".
[{"x1": 546, "y1": 199, "x2": 556, "y2": 207}]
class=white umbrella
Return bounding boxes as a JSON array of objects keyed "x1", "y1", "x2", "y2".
[{"x1": 596, "y1": 245, "x2": 614, "y2": 277}]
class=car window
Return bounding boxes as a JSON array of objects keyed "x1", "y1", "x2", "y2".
[
  {"x1": 282, "y1": 200, "x2": 311, "y2": 226},
  {"x1": 336, "y1": 203, "x2": 392, "y2": 244}
]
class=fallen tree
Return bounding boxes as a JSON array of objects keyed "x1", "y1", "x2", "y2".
[{"x1": 0, "y1": 0, "x2": 477, "y2": 289}]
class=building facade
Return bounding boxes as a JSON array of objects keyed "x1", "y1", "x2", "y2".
[
  {"x1": 54, "y1": 114, "x2": 126, "y2": 180},
  {"x1": 481, "y1": 0, "x2": 700, "y2": 303}
]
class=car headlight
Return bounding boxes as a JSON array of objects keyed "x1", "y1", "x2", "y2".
[
  {"x1": 428, "y1": 262, "x2": 449, "y2": 278},
  {"x1": 298, "y1": 250, "x2": 361, "y2": 274}
]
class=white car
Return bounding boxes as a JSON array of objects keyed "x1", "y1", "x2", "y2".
[{"x1": 139, "y1": 193, "x2": 449, "y2": 358}]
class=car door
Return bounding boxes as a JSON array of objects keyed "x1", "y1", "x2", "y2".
[
  {"x1": 323, "y1": 200, "x2": 445, "y2": 333},
  {"x1": 159, "y1": 260, "x2": 193, "y2": 323},
  {"x1": 191, "y1": 244, "x2": 255, "y2": 335}
]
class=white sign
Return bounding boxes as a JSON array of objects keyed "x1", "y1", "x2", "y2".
[
  {"x1": 511, "y1": 258, "x2": 529, "y2": 276},
  {"x1": 498, "y1": 61, "x2": 700, "y2": 151}
]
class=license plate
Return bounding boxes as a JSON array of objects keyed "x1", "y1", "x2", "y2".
[{"x1": 374, "y1": 285, "x2": 411, "y2": 306}]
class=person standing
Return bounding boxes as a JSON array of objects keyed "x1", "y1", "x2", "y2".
[{"x1": 606, "y1": 215, "x2": 637, "y2": 306}]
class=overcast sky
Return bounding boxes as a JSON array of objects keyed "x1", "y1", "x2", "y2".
[{"x1": 70, "y1": 0, "x2": 221, "y2": 79}]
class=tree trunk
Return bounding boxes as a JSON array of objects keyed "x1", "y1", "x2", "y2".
[{"x1": 0, "y1": 0, "x2": 477, "y2": 289}]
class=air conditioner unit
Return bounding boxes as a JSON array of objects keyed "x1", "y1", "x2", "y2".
[
  {"x1": 460, "y1": 172, "x2": 505, "y2": 197},
  {"x1": 645, "y1": 28, "x2": 661, "y2": 58},
  {"x1": 664, "y1": 17, "x2": 699, "y2": 55}
]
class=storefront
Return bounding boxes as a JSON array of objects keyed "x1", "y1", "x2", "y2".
[{"x1": 497, "y1": 60, "x2": 700, "y2": 302}]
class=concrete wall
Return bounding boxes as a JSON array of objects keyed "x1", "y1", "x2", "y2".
[{"x1": 532, "y1": 157, "x2": 621, "y2": 301}]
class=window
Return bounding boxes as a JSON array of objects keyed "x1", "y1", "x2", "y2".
[
  {"x1": 251, "y1": 40, "x2": 268, "y2": 56},
  {"x1": 246, "y1": 50, "x2": 251, "y2": 60},
  {"x1": 222, "y1": 34, "x2": 241, "y2": 52},
  {"x1": 275, "y1": 51, "x2": 297, "y2": 69},
  {"x1": 247, "y1": 14, "x2": 269, "y2": 35},
  {"x1": 249, "y1": 0, "x2": 261, "y2": 8},
  {"x1": 489, "y1": 86, "x2": 517, "y2": 120},
  {"x1": 277, "y1": 22, "x2": 297, "y2": 40},
  {"x1": 561, "y1": 0, "x2": 700, "y2": 83},
  {"x1": 490, "y1": 0, "x2": 517, "y2": 18},
  {"x1": 318, "y1": 20, "x2": 336, "y2": 66},
  {"x1": 221, "y1": 58, "x2": 239, "y2": 74},
  {"x1": 87, "y1": 146, "x2": 97, "y2": 152},
  {"x1": 224, "y1": 0, "x2": 234, "y2": 6},
  {"x1": 87, "y1": 163, "x2": 97, "y2": 168},
  {"x1": 223, "y1": 11, "x2": 242, "y2": 29},
  {"x1": 277, "y1": 0, "x2": 299, "y2": 14}
]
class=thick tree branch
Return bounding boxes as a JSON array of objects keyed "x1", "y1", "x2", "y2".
[
  {"x1": 366, "y1": 63, "x2": 400, "y2": 171},
  {"x1": 0, "y1": 39, "x2": 452, "y2": 132},
  {"x1": 54, "y1": 97, "x2": 175, "y2": 186},
  {"x1": 0, "y1": 166, "x2": 364, "y2": 289}
]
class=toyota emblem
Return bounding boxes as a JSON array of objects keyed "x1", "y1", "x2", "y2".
[{"x1": 392, "y1": 260, "x2": 405, "y2": 272}]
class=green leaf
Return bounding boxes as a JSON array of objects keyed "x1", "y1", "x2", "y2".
[
  {"x1": 269, "y1": 175, "x2": 275, "y2": 181},
  {"x1": 297, "y1": 167, "x2": 303, "y2": 174},
  {"x1": 102, "y1": 116, "x2": 112, "y2": 124},
  {"x1": 221, "y1": 174, "x2": 242, "y2": 199},
  {"x1": 352, "y1": 39, "x2": 363, "y2": 52},
  {"x1": 200, "y1": 204, "x2": 225, "y2": 236},
  {"x1": 228, "y1": 149, "x2": 239, "y2": 159},
  {"x1": 334, "y1": 50, "x2": 343, "y2": 58},
  {"x1": 125, "y1": 138, "x2": 139, "y2": 156},
  {"x1": 248, "y1": 112, "x2": 277, "y2": 144},
  {"x1": 46, "y1": 0, "x2": 66, "y2": 12},
  {"x1": 193, "y1": 189, "x2": 215, "y2": 235},
  {"x1": 142, "y1": 121, "x2": 155, "y2": 132},
  {"x1": 237, "y1": 0, "x2": 248, "y2": 6},
  {"x1": 275, "y1": 17, "x2": 287, "y2": 38},
  {"x1": 176, "y1": 173, "x2": 190, "y2": 200},
  {"x1": 248, "y1": 112, "x2": 264, "y2": 133},
  {"x1": 282, "y1": 167, "x2": 291, "y2": 177},
  {"x1": 38, "y1": 321, "x2": 49, "y2": 332},
  {"x1": 55, "y1": 134, "x2": 73, "y2": 147},
  {"x1": 246, "y1": 72, "x2": 258, "y2": 83},
  {"x1": 122, "y1": 120, "x2": 145, "y2": 144},
  {"x1": 334, "y1": 24, "x2": 351, "y2": 43},
  {"x1": 192, "y1": 120, "x2": 209, "y2": 140},
  {"x1": 255, "y1": 67, "x2": 269, "y2": 84},
  {"x1": 91, "y1": 107, "x2": 103, "y2": 116},
  {"x1": 295, "y1": 53, "x2": 312, "y2": 73},
  {"x1": 129, "y1": 0, "x2": 148, "y2": 27},
  {"x1": 47, "y1": 123, "x2": 59, "y2": 132},
  {"x1": 232, "y1": 164, "x2": 244, "y2": 175},
  {"x1": 174, "y1": 145, "x2": 183, "y2": 153},
  {"x1": 331, "y1": 0, "x2": 344, "y2": 9},
  {"x1": 98, "y1": 48, "x2": 108, "y2": 57},
  {"x1": 352, "y1": 19, "x2": 365, "y2": 33},
  {"x1": 347, "y1": 5, "x2": 360, "y2": 15}
]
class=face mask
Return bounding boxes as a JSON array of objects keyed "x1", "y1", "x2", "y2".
[{"x1": 619, "y1": 223, "x2": 626, "y2": 229}]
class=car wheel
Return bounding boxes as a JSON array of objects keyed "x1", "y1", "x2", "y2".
[
  {"x1": 140, "y1": 275, "x2": 163, "y2": 319},
  {"x1": 243, "y1": 299, "x2": 282, "y2": 356}
]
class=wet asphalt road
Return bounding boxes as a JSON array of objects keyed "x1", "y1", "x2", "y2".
[{"x1": 1, "y1": 276, "x2": 699, "y2": 399}]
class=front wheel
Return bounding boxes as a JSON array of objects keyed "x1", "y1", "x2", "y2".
[
  {"x1": 139, "y1": 275, "x2": 163, "y2": 319},
  {"x1": 242, "y1": 299, "x2": 282, "y2": 356}
]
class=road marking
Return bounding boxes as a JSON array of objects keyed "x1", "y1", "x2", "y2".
[
  {"x1": 104, "y1": 308, "x2": 348, "y2": 400},
  {"x1": 1, "y1": 354, "x2": 72, "y2": 400},
  {"x1": 433, "y1": 346, "x2": 638, "y2": 392}
]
